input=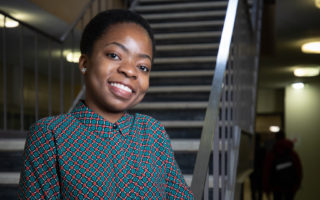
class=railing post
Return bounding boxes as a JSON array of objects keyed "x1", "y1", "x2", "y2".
[
  {"x1": 34, "y1": 33, "x2": 39, "y2": 121},
  {"x1": 47, "y1": 41, "x2": 52, "y2": 116},
  {"x1": 60, "y1": 46, "x2": 64, "y2": 114},
  {"x1": 2, "y1": 16, "x2": 7, "y2": 130},
  {"x1": 19, "y1": 25, "x2": 24, "y2": 131}
]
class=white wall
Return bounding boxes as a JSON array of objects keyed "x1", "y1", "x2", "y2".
[{"x1": 285, "y1": 83, "x2": 320, "y2": 200}]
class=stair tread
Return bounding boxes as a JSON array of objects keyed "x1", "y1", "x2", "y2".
[
  {"x1": 154, "y1": 56, "x2": 216, "y2": 64},
  {"x1": 155, "y1": 31, "x2": 221, "y2": 39},
  {"x1": 148, "y1": 85, "x2": 211, "y2": 92},
  {"x1": 133, "y1": 101, "x2": 208, "y2": 109},
  {"x1": 156, "y1": 43, "x2": 219, "y2": 51},
  {"x1": 151, "y1": 20, "x2": 224, "y2": 28},
  {"x1": 143, "y1": 10, "x2": 226, "y2": 20},
  {"x1": 150, "y1": 70, "x2": 214, "y2": 77},
  {"x1": 136, "y1": 1, "x2": 228, "y2": 11}
]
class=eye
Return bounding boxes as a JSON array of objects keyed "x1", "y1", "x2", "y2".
[
  {"x1": 107, "y1": 53, "x2": 120, "y2": 60},
  {"x1": 138, "y1": 65, "x2": 150, "y2": 72}
]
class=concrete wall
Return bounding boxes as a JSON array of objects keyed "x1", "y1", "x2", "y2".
[{"x1": 285, "y1": 83, "x2": 320, "y2": 200}]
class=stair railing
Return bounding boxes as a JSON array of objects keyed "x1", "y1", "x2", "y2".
[
  {"x1": 0, "y1": 0, "x2": 122, "y2": 133},
  {"x1": 190, "y1": 0, "x2": 263, "y2": 199}
]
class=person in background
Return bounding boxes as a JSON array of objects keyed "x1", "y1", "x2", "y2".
[
  {"x1": 263, "y1": 131, "x2": 302, "y2": 200},
  {"x1": 18, "y1": 9, "x2": 194, "y2": 199}
]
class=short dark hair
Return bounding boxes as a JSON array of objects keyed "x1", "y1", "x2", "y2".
[{"x1": 80, "y1": 9, "x2": 155, "y2": 60}]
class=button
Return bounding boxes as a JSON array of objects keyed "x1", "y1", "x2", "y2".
[{"x1": 113, "y1": 124, "x2": 118, "y2": 129}]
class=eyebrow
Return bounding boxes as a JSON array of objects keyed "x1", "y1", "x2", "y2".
[{"x1": 106, "y1": 42, "x2": 152, "y2": 62}]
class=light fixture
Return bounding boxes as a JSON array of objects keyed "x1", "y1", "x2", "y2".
[
  {"x1": 301, "y1": 41, "x2": 320, "y2": 54},
  {"x1": 291, "y1": 82, "x2": 304, "y2": 90},
  {"x1": 0, "y1": 14, "x2": 19, "y2": 28},
  {"x1": 66, "y1": 52, "x2": 81, "y2": 63},
  {"x1": 316, "y1": 0, "x2": 320, "y2": 9},
  {"x1": 269, "y1": 126, "x2": 280, "y2": 133},
  {"x1": 294, "y1": 67, "x2": 320, "y2": 77}
]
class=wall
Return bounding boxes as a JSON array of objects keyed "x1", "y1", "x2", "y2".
[
  {"x1": 256, "y1": 88, "x2": 284, "y2": 114},
  {"x1": 285, "y1": 82, "x2": 320, "y2": 200}
]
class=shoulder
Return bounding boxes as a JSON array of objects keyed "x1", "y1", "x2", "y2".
[
  {"x1": 29, "y1": 113, "x2": 74, "y2": 134},
  {"x1": 133, "y1": 113, "x2": 169, "y2": 139},
  {"x1": 133, "y1": 113, "x2": 165, "y2": 130}
]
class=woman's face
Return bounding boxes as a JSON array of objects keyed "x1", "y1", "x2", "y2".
[{"x1": 80, "y1": 22, "x2": 152, "y2": 119}]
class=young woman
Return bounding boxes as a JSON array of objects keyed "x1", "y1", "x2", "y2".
[{"x1": 18, "y1": 10, "x2": 194, "y2": 199}]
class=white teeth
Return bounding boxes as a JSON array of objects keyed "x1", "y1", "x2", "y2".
[{"x1": 110, "y1": 82, "x2": 132, "y2": 93}]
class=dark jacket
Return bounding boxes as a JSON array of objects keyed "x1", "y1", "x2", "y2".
[{"x1": 262, "y1": 139, "x2": 302, "y2": 193}]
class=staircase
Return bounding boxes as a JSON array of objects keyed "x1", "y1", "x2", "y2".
[
  {"x1": 131, "y1": 0, "x2": 228, "y2": 193},
  {"x1": 0, "y1": 0, "x2": 262, "y2": 199}
]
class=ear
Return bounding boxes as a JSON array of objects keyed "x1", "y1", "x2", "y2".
[{"x1": 79, "y1": 54, "x2": 88, "y2": 75}]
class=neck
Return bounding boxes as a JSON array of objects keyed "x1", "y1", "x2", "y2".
[{"x1": 84, "y1": 100, "x2": 124, "y2": 123}]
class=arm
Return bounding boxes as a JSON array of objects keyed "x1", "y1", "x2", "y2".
[
  {"x1": 160, "y1": 125, "x2": 194, "y2": 200},
  {"x1": 18, "y1": 119, "x2": 61, "y2": 199}
]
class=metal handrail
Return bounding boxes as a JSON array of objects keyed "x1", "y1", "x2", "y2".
[
  {"x1": 190, "y1": 0, "x2": 239, "y2": 198},
  {"x1": 190, "y1": 0, "x2": 262, "y2": 198}
]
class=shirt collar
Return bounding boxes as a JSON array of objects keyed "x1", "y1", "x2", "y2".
[{"x1": 71, "y1": 101, "x2": 134, "y2": 138}]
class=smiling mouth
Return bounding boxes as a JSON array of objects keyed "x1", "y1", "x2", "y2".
[{"x1": 110, "y1": 82, "x2": 133, "y2": 93}]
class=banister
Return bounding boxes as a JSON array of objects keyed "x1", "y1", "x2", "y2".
[{"x1": 190, "y1": 0, "x2": 239, "y2": 198}]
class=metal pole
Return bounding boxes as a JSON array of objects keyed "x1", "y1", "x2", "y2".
[
  {"x1": 19, "y1": 25, "x2": 24, "y2": 130},
  {"x1": 71, "y1": 30, "x2": 75, "y2": 104},
  {"x1": 34, "y1": 33, "x2": 39, "y2": 121},
  {"x1": 48, "y1": 41, "x2": 52, "y2": 116},
  {"x1": 60, "y1": 46, "x2": 64, "y2": 114},
  {"x1": 2, "y1": 16, "x2": 7, "y2": 130}
]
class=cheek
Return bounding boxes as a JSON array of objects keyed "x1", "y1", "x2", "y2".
[{"x1": 140, "y1": 76, "x2": 150, "y2": 93}]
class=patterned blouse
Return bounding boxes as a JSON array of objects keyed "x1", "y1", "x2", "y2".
[{"x1": 18, "y1": 101, "x2": 194, "y2": 199}]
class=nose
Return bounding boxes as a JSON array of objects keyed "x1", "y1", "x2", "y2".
[{"x1": 118, "y1": 61, "x2": 137, "y2": 79}]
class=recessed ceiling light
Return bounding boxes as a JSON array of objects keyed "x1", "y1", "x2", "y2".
[
  {"x1": 0, "y1": 14, "x2": 19, "y2": 28},
  {"x1": 301, "y1": 42, "x2": 320, "y2": 54},
  {"x1": 294, "y1": 68, "x2": 320, "y2": 77},
  {"x1": 269, "y1": 126, "x2": 280, "y2": 133},
  {"x1": 316, "y1": 0, "x2": 320, "y2": 9},
  {"x1": 66, "y1": 52, "x2": 81, "y2": 63},
  {"x1": 291, "y1": 82, "x2": 304, "y2": 90}
]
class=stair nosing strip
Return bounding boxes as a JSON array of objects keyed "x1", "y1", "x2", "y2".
[
  {"x1": 150, "y1": 70, "x2": 214, "y2": 77},
  {"x1": 0, "y1": 172, "x2": 20, "y2": 185},
  {"x1": 147, "y1": 85, "x2": 211, "y2": 93},
  {"x1": 156, "y1": 43, "x2": 219, "y2": 51},
  {"x1": 135, "y1": 2, "x2": 228, "y2": 11},
  {"x1": 132, "y1": 102, "x2": 208, "y2": 109},
  {"x1": 151, "y1": 20, "x2": 224, "y2": 28},
  {"x1": 142, "y1": 10, "x2": 226, "y2": 20},
  {"x1": 155, "y1": 31, "x2": 222, "y2": 39},
  {"x1": 154, "y1": 56, "x2": 216, "y2": 64}
]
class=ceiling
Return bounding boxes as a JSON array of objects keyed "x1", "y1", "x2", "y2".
[
  {"x1": 0, "y1": 0, "x2": 319, "y2": 89},
  {"x1": 259, "y1": 0, "x2": 320, "y2": 88}
]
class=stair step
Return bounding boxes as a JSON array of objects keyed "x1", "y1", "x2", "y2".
[
  {"x1": 133, "y1": 102, "x2": 207, "y2": 109},
  {"x1": 136, "y1": 1, "x2": 228, "y2": 12},
  {"x1": 0, "y1": 139, "x2": 25, "y2": 151},
  {"x1": 162, "y1": 120, "x2": 203, "y2": 128},
  {"x1": 154, "y1": 56, "x2": 216, "y2": 64},
  {"x1": 156, "y1": 43, "x2": 219, "y2": 51},
  {"x1": 171, "y1": 139, "x2": 200, "y2": 152},
  {"x1": 0, "y1": 172, "x2": 19, "y2": 185},
  {"x1": 150, "y1": 70, "x2": 214, "y2": 77},
  {"x1": 184, "y1": 175, "x2": 214, "y2": 188},
  {"x1": 143, "y1": 10, "x2": 225, "y2": 20},
  {"x1": 151, "y1": 20, "x2": 224, "y2": 29},
  {"x1": 148, "y1": 85, "x2": 211, "y2": 93},
  {"x1": 155, "y1": 31, "x2": 221, "y2": 40}
]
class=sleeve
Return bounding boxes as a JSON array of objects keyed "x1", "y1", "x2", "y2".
[
  {"x1": 160, "y1": 125, "x2": 194, "y2": 200},
  {"x1": 18, "y1": 119, "x2": 61, "y2": 199}
]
